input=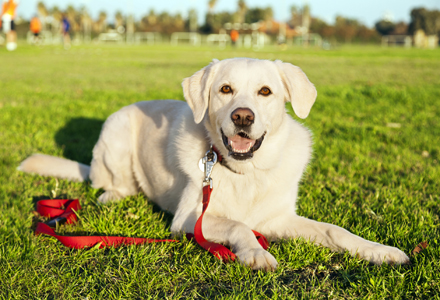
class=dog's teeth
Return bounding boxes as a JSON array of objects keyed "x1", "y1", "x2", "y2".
[{"x1": 232, "y1": 145, "x2": 252, "y2": 153}]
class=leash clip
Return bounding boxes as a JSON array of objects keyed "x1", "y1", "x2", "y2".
[
  {"x1": 202, "y1": 146, "x2": 217, "y2": 188},
  {"x1": 45, "y1": 216, "x2": 67, "y2": 227}
]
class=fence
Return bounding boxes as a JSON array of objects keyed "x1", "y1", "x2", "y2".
[
  {"x1": 381, "y1": 35, "x2": 412, "y2": 47},
  {"x1": 134, "y1": 32, "x2": 162, "y2": 45},
  {"x1": 170, "y1": 32, "x2": 201, "y2": 46},
  {"x1": 22, "y1": 30, "x2": 323, "y2": 50}
]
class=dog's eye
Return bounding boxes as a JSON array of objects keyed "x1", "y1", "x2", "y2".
[
  {"x1": 220, "y1": 85, "x2": 232, "y2": 94},
  {"x1": 259, "y1": 87, "x2": 271, "y2": 96}
]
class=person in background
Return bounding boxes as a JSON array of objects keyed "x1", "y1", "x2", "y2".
[
  {"x1": 1, "y1": 0, "x2": 19, "y2": 51},
  {"x1": 230, "y1": 29, "x2": 239, "y2": 47},
  {"x1": 30, "y1": 15, "x2": 41, "y2": 45},
  {"x1": 61, "y1": 13, "x2": 71, "y2": 49}
]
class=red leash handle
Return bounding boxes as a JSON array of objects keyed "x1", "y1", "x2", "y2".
[
  {"x1": 35, "y1": 199, "x2": 177, "y2": 249},
  {"x1": 37, "y1": 199, "x2": 81, "y2": 226}
]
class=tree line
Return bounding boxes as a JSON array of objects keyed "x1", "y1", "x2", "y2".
[
  {"x1": 375, "y1": 8, "x2": 440, "y2": 37},
  {"x1": 15, "y1": 1, "x2": 440, "y2": 44}
]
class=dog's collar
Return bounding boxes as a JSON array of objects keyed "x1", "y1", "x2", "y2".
[
  {"x1": 212, "y1": 145, "x2": 223, "y2": 162},
  {"x1": 212, "y1": 144, "x2": 243, "y2": 175}
]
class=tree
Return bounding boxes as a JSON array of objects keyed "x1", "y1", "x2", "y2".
[
  {"x1": 203, "y1": 0, "x2": 218, "y2": 33},
  {"x1": 66, "y1": 5, "x2": 80, "y2": 32},
  {"x1": 173, "y1": 13, "x2": 184, "y2": 31},
  {"x1": 140, "y1": 10, "x2": 185, "y2": 34},
  {"x1": 335, "y1": 16, "x2": 359, "y2": 43},
  {"x1": 37, "y1": 1, "x2": 48, "y2": 18},
  {"x1": 48, "y1": 5, "x2": 62, "y2": 32},
  {"x1": 357, "y1": 25, "x2": 380, "y2": 43},
  {"x1": 188, "y1": 9, "x2": 198, "y2": 32},
  {"x1": 408, "y1": 7, "x2": 440, "y2": 35},
  {"x1": 310, "y1": 17, "x2": 334, "y2": 38},
  {"x1": 393, "y1": 22, "x2": 408, "y2": 35},
  {"x1": 245, "y1": 7, "x2": 272, "y2": 24},
  {"x1": 200, "y1": 11, "x2": 234, "y2": 33},
  {"x1": 115, "y1": 11, "x2": 124, "y2": 29},
  {"x1": 140, "y1": 10, "x2": 156, "y2": 31},
  {"x1": 37, "y1": 1, "x2": 48, "y2": 30},
  {"x1": 264, "y1": 7, "x2": 273, "y2": 21},
  {"x1": 208, "y1": 0, "x2": 218, "y2": 14},
  {"x1": 147, "y1": 9, "x2": 157, "y2": 26},
  {"x1": 99, "y1": 11, "x2": 107, "y2": 22},
  {"x1": 375, "y1": 19, "x2": 396, "y2": 35},
  {"x1": 95, "y1": 11, "x2": 107, "y2": 33},
  {"x1": 290, "y1": 5, "x2": 300, "y2": 27},
  {"x1": 302, "y1": 4, "x2": 310, "y2": 30},
  {"x1": 237, "y1": 0, "x2": 247, "y2": 23},
  {"x1": 80, "y1": 6, "x2": 92, "y2": 42}
]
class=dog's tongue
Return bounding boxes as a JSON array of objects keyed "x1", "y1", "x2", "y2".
[{"x1": 228, "y1": 135, "x2": 256, "y2": 153}]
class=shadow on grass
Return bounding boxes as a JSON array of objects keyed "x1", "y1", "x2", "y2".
[
  {"x1": 151, "y1": 202, "x2": 174, "y2": 229},
  {"x1": 55, "y1": 117, "x2": 104, "y2": 164}
]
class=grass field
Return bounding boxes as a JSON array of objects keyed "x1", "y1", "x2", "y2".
[{"x1": 0, "y1": 43, "x2": 439, "y2": 299}]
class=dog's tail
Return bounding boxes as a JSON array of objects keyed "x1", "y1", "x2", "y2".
[{"x1": 18, "y1": 154, "x2": 90, "y2": 182}]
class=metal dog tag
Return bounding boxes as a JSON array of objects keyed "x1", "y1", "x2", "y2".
[{"x1": 198, "y1": 158, "x2": 204, "y2": 172}]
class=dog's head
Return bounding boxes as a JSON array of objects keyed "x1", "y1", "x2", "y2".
[{"x1": 182, "y1": 58, "x2": 316, "y2": 164}]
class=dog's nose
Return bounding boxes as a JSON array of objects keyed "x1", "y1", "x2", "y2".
[{"x1": 231, "y1": 108, "x2": 254, "y2": 127}]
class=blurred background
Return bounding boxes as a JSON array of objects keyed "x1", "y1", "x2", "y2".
[{"x1": 2, "y1": 0, "x2": 440, "y2": 49}]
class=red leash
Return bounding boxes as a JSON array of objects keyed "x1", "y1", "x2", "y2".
[
  {"x1": 190, "y1": 146, "x2": 269, "y2": 261},
  {"x1": 191, "y1": 185, "x2": 269, "y2": 261},
  {"x1": 34, "y1": 146, "x2": 270, "y2": 261},
  {"x1": 35, "y1": 199, "x2": 177, "y2": 249}
]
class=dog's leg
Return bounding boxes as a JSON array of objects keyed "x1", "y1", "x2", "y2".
[
  {"x1": 272, "y1": 215, "x2": 409, "y2": 265},
  {"x1": 172, "y1": 211, "x2": 278, "y2": 270},
  {"x1": 203, "y1": 214, "x2": 278, "y2": 270},
  {"x1": 171, "y1": 185, "x2": 277, "y2": 270},
  {"x1": 91, "y1": 151, "x2": 138, "y2": 203},
  {"x1": 89, "y1": 110, "x2": 139, "y2": 203}
]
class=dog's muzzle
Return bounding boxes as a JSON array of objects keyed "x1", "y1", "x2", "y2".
[{"x1": 221, "y1": 129, "x2": 265, "y2": 160}]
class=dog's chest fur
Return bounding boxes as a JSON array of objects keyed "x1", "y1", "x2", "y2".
[{"x1": 203, "y1": 120, "x2": 312, "y2": 227}]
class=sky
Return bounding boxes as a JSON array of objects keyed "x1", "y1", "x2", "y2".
[{"x1": 18, "y1": 0, "x2": 440, "y2": 28}]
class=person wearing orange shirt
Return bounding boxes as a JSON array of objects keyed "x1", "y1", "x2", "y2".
[
  {"x1": 1, "y1": 0, "x2": 19, "y2": 51},
  {"x1": 230, "y1": 29, "x2": 239, "y2": 47},
  {"x1": 30, "y1": 15, "x2": 42, "y2": 44}
]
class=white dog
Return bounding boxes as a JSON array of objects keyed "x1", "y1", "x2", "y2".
[{"x1": 19, "y1": 58, "x2": 409, "y2": 270}]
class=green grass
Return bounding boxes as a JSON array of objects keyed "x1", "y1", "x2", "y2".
[{"x1": 1, "y1": 43, "x2": 439, "y2": 299}]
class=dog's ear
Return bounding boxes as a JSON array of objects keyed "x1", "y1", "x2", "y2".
[
  {"x1": 182, "y1": 60, "x2": 219, "y2": 124},
  {"x1": 275, "y1": 60, "x2": 317, "y2": 119}
]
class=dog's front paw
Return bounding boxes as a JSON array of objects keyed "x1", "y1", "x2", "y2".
[
  {"x1": 98, "y1": 191, "x2": 120, "y2": 204},
  {"x1": 359, "y1": 243, "x2": 410, "y2": 265},
  {"x1": 236, "y1": 248, "x2": 278, "y2": 271}
]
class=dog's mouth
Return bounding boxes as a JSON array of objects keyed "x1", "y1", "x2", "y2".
[{"x1": 221, "y1": 129, "x2": 265, "y2": 160}]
